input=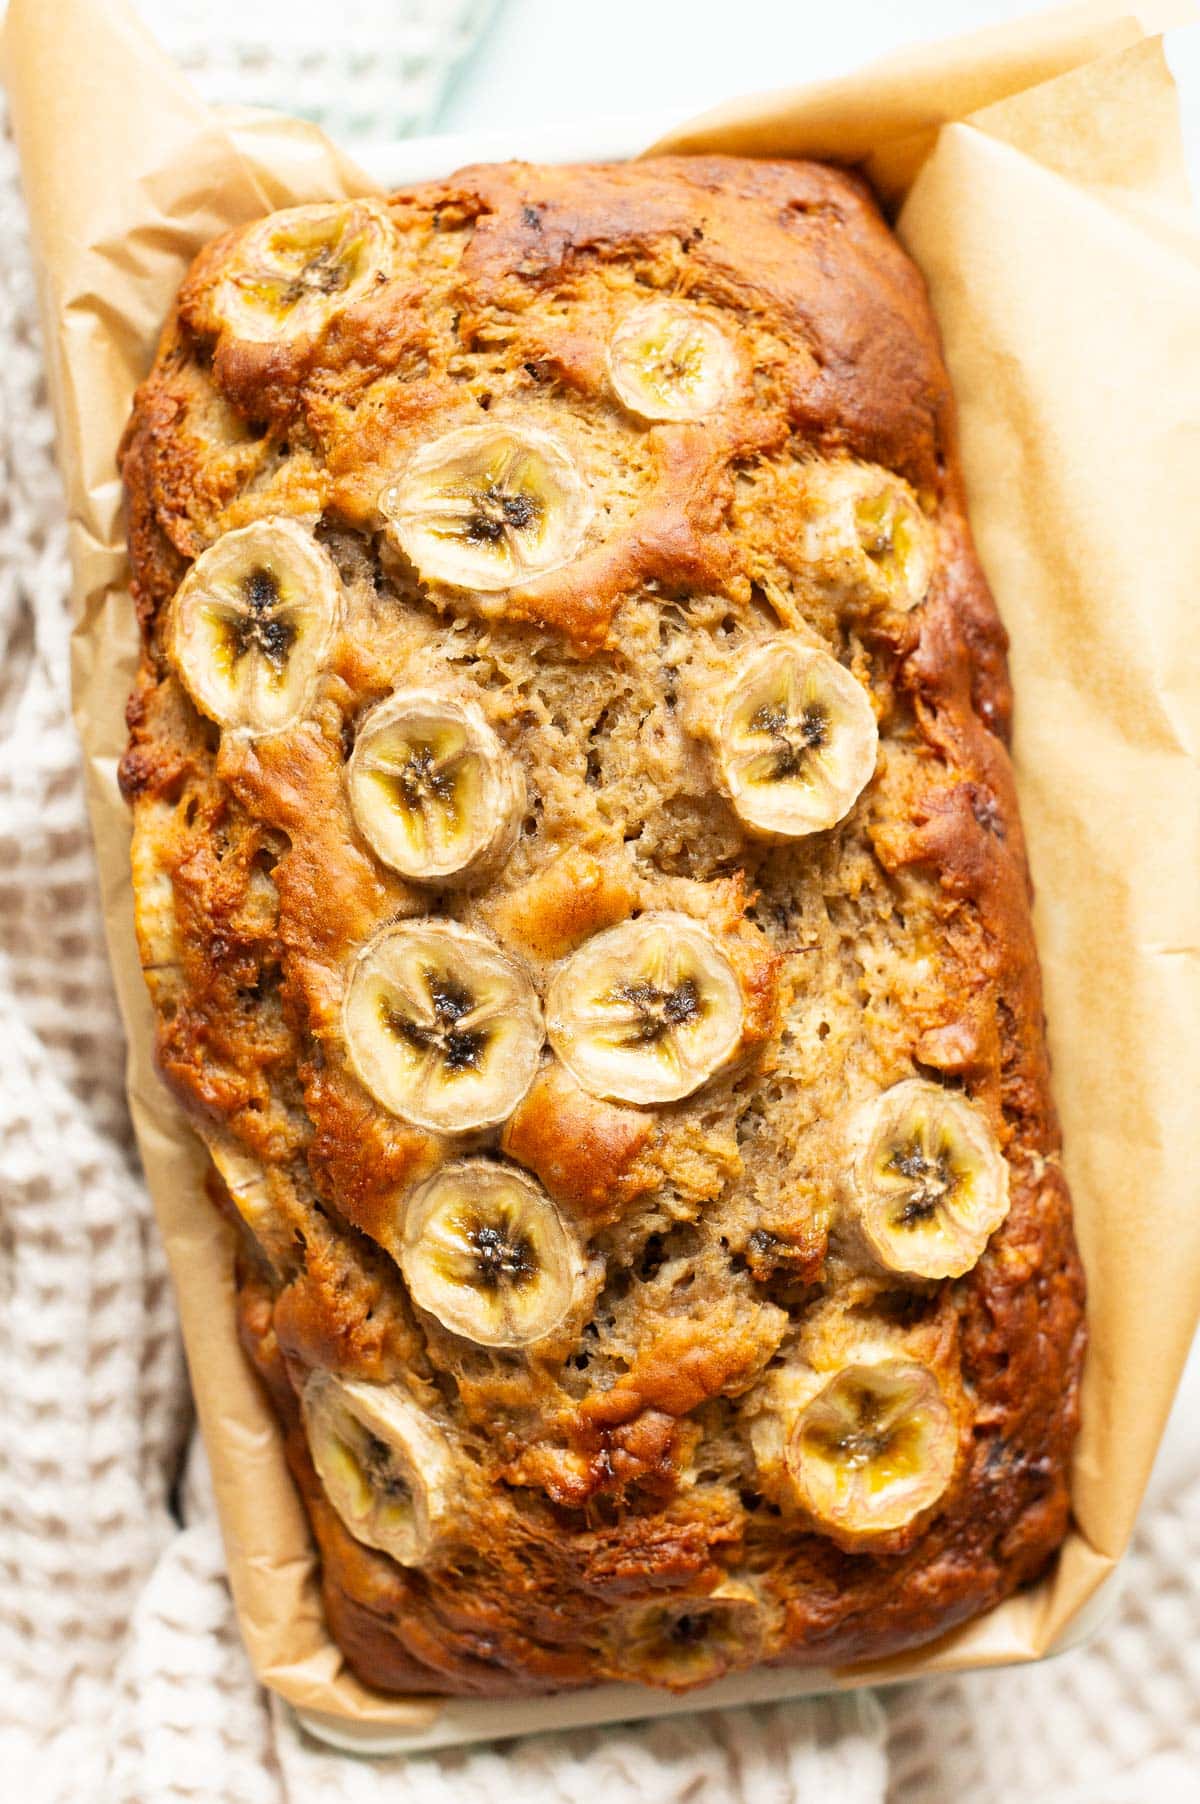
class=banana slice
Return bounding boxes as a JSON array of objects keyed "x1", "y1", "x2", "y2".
[
  {"x1": 546, "y1": 912, "x2": 744, "y2": 1106},
  {"x1": 302, "y1": 1371, "x2": 458, "y2": 1565},
  {"x1": 787, "y1": 1357, "x2": 956, "y2": 1546},
  {"x1": 400, "y1": 1159, "x2": 584, "y2": 1347},
  {"x1": 201, "y1": 1131, "x2": 294, "y2": 1272},
  {"x1": 612, "y1": 1581, "x2": 764, "y2": 1689},
  {"x1": 347, "y1": 689, "x2": 524, "y2": 886},
  {"x1": 342, "y1": 919, "x2": 543, "y2": 1133},
  {"x1": 800, "y1": 460, "x2": 934, "y2": 613},
  {"x1": 842, "y1": 1079, "x2": 1010, "y2": 1280},
  {"x1": 380, "y1": 423, "x2": 591, "y2": 592},
  {"x1": 169, "y1": 517, "x2": 340, "y2": 735},
  {"x1": 214, "y1": 200, "x2": 398, "y2": 342},
  {"x1": 607, "y1": 299, "x2": 738, "y2": 422},
  {"x1": 715, "y1": 637, "x2": 878, "y2": 837}
]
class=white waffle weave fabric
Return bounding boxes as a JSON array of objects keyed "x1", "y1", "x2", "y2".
[
  {"x1": 0, "y1": 5, "x2": 1195, "y2": 1800},
  {"x1": 136, "y1": 0, "x2": 499, "y2": 141}
]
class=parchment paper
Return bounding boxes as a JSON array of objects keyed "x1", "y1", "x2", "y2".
[{"x1": 4, "y1": 0, "x2": 1199, "y2": 1725}]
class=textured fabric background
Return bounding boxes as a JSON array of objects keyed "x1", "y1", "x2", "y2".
[
  {"x1": 137, "y1": 0, "x2": 499, "y2": 141},
  {"x1": 0, "y1": 4, "x2": 1196, "y2": 1800}
]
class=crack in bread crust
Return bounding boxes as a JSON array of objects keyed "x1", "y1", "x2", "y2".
[{"x1": 121, "y1": 155, "x2": 1084, "y2": 1697}]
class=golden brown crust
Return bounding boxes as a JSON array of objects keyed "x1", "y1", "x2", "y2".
[
  {"x1": 501, "y1": 1060, "x2": 656, "y2": 1229},
  {"x1": 125, "y1": 155, "x2": 1084, "y2": 1697}
]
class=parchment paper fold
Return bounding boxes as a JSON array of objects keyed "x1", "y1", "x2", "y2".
[{"x1": 4, "y1": 0, "x2": 1198, "y2": 1724}]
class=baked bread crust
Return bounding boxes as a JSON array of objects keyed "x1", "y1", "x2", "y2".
[{"x1": 119, "y1": 156, "x2": 1085, "y2": 1695}]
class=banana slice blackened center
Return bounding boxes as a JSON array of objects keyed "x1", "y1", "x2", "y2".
[
  {"x1": 611, "y1": 976, "x2": 700, "y2": 1042},
  {"x1": 546, "y1": 913, "x2": 744, "y2": 1106},
  {"x1": 381, "y1": 424, "x2": 591, "y2": 593},
  {"x1": 169, "y1": 517, "x2": 339, "y2": 735},
  {"x1": 370, "y1": 740, "x2": 466, "y2": 845},
  {"x1": 789, "y1": 1359, "x2": 956, "y2": 1538},
  {"x1": 206, "y1": 566, "x2": 296, "y2": 678},
  {"x1": 381, "y1": 969, "x2": 491, "y2": 1072},
  {"x1": 736, "y1": 661, "x2": 832, "y2": 789},
  {"x1": 401, "y1": 1160, "x2": 583, "y2": 1347},
  {"x1": 803, "y1": 1372, "x2": 926, "y2": 1483},
  {"x1": 348, "y1": 690, "x2": 523, "y2": 884},
  {"x1": 302, "y1": 1372, "x2": 457, "y2": 1566},
  {"x1": 217, "y1": 202, "x2": 396, "y2": 341},
  {"x1": 718, "y1": 639, "x2": 877, "y2": 838},
  {"x1": 427, "y1": 1199, "x2": 539, "y2": 1293},
  {"x1": 600, "y1": 938, "x2": 705, "y2": 1053},
  {"x1": 884, "y1": 1131, "x2": 963, "y2": 1226},
  {"x1": 343, "y1": 920, "x2": 543, "y2": 1132},
  {"x1": 269, "y1": 226, "x2": 355, "y2": 300},
  {"x1": 614, "y1": 1587, "x2": 763, "y2": 1687},
  {"x1": 464, "y1": 474, "x2": 542, "y2": 546},
  {"x1": 844, "y1": 1080, "x2": 1010, "y2": 1280}
]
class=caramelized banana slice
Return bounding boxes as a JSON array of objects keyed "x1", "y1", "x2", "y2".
[
  {"x1": 800, "y1": 460, "x2": 934, "y2": 612},
  {"x1": 380, "y1": 423, "x2": 591, "y2": 592},
  {"x1": 302, "y1": 1371, "x2": 458, "y2": 1565},
  {"x1": 214, "y1": 200, "x2": 398, "y2": 342},
  {"x1": 343, "y1": 920, "x2": 543, "y2": 1133},
  {"x1": 787, "y1": 1358, "x2": 956, "y2": 1547},
  {"x1": 716, "y1": 637, "x2": 878, "y2": 837},
  {"x1": 169, "y1": 517, "x2": 340, "y2": 735},
  {"x1": 611, "y1": 1581, "x2": 765, "y2": 1690},
  {"x1": 608, "y1": 299, "x2": 738, "y2": 422},
  {"x1": 348, "y1": 690, "x2": 524, "y2": 886},
  {"x1": 400, "y1": 1159, "x2": 584, "y2": 1347},
  {"x1": 843, "y1": 1079, "x2": 1010, "y2": 1280},
  {"x1": 546, "y1": 912, "x2": 744, "y2": 1106}
]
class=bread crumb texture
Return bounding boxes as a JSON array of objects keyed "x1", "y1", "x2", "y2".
[{"x1": 120, "y1": 158, "x2": 1084, "y2": 1696}]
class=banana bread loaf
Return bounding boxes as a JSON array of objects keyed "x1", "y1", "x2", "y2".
[{"x1": 119, "y1": 155, "x2": 1085, "y2": 1695}]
